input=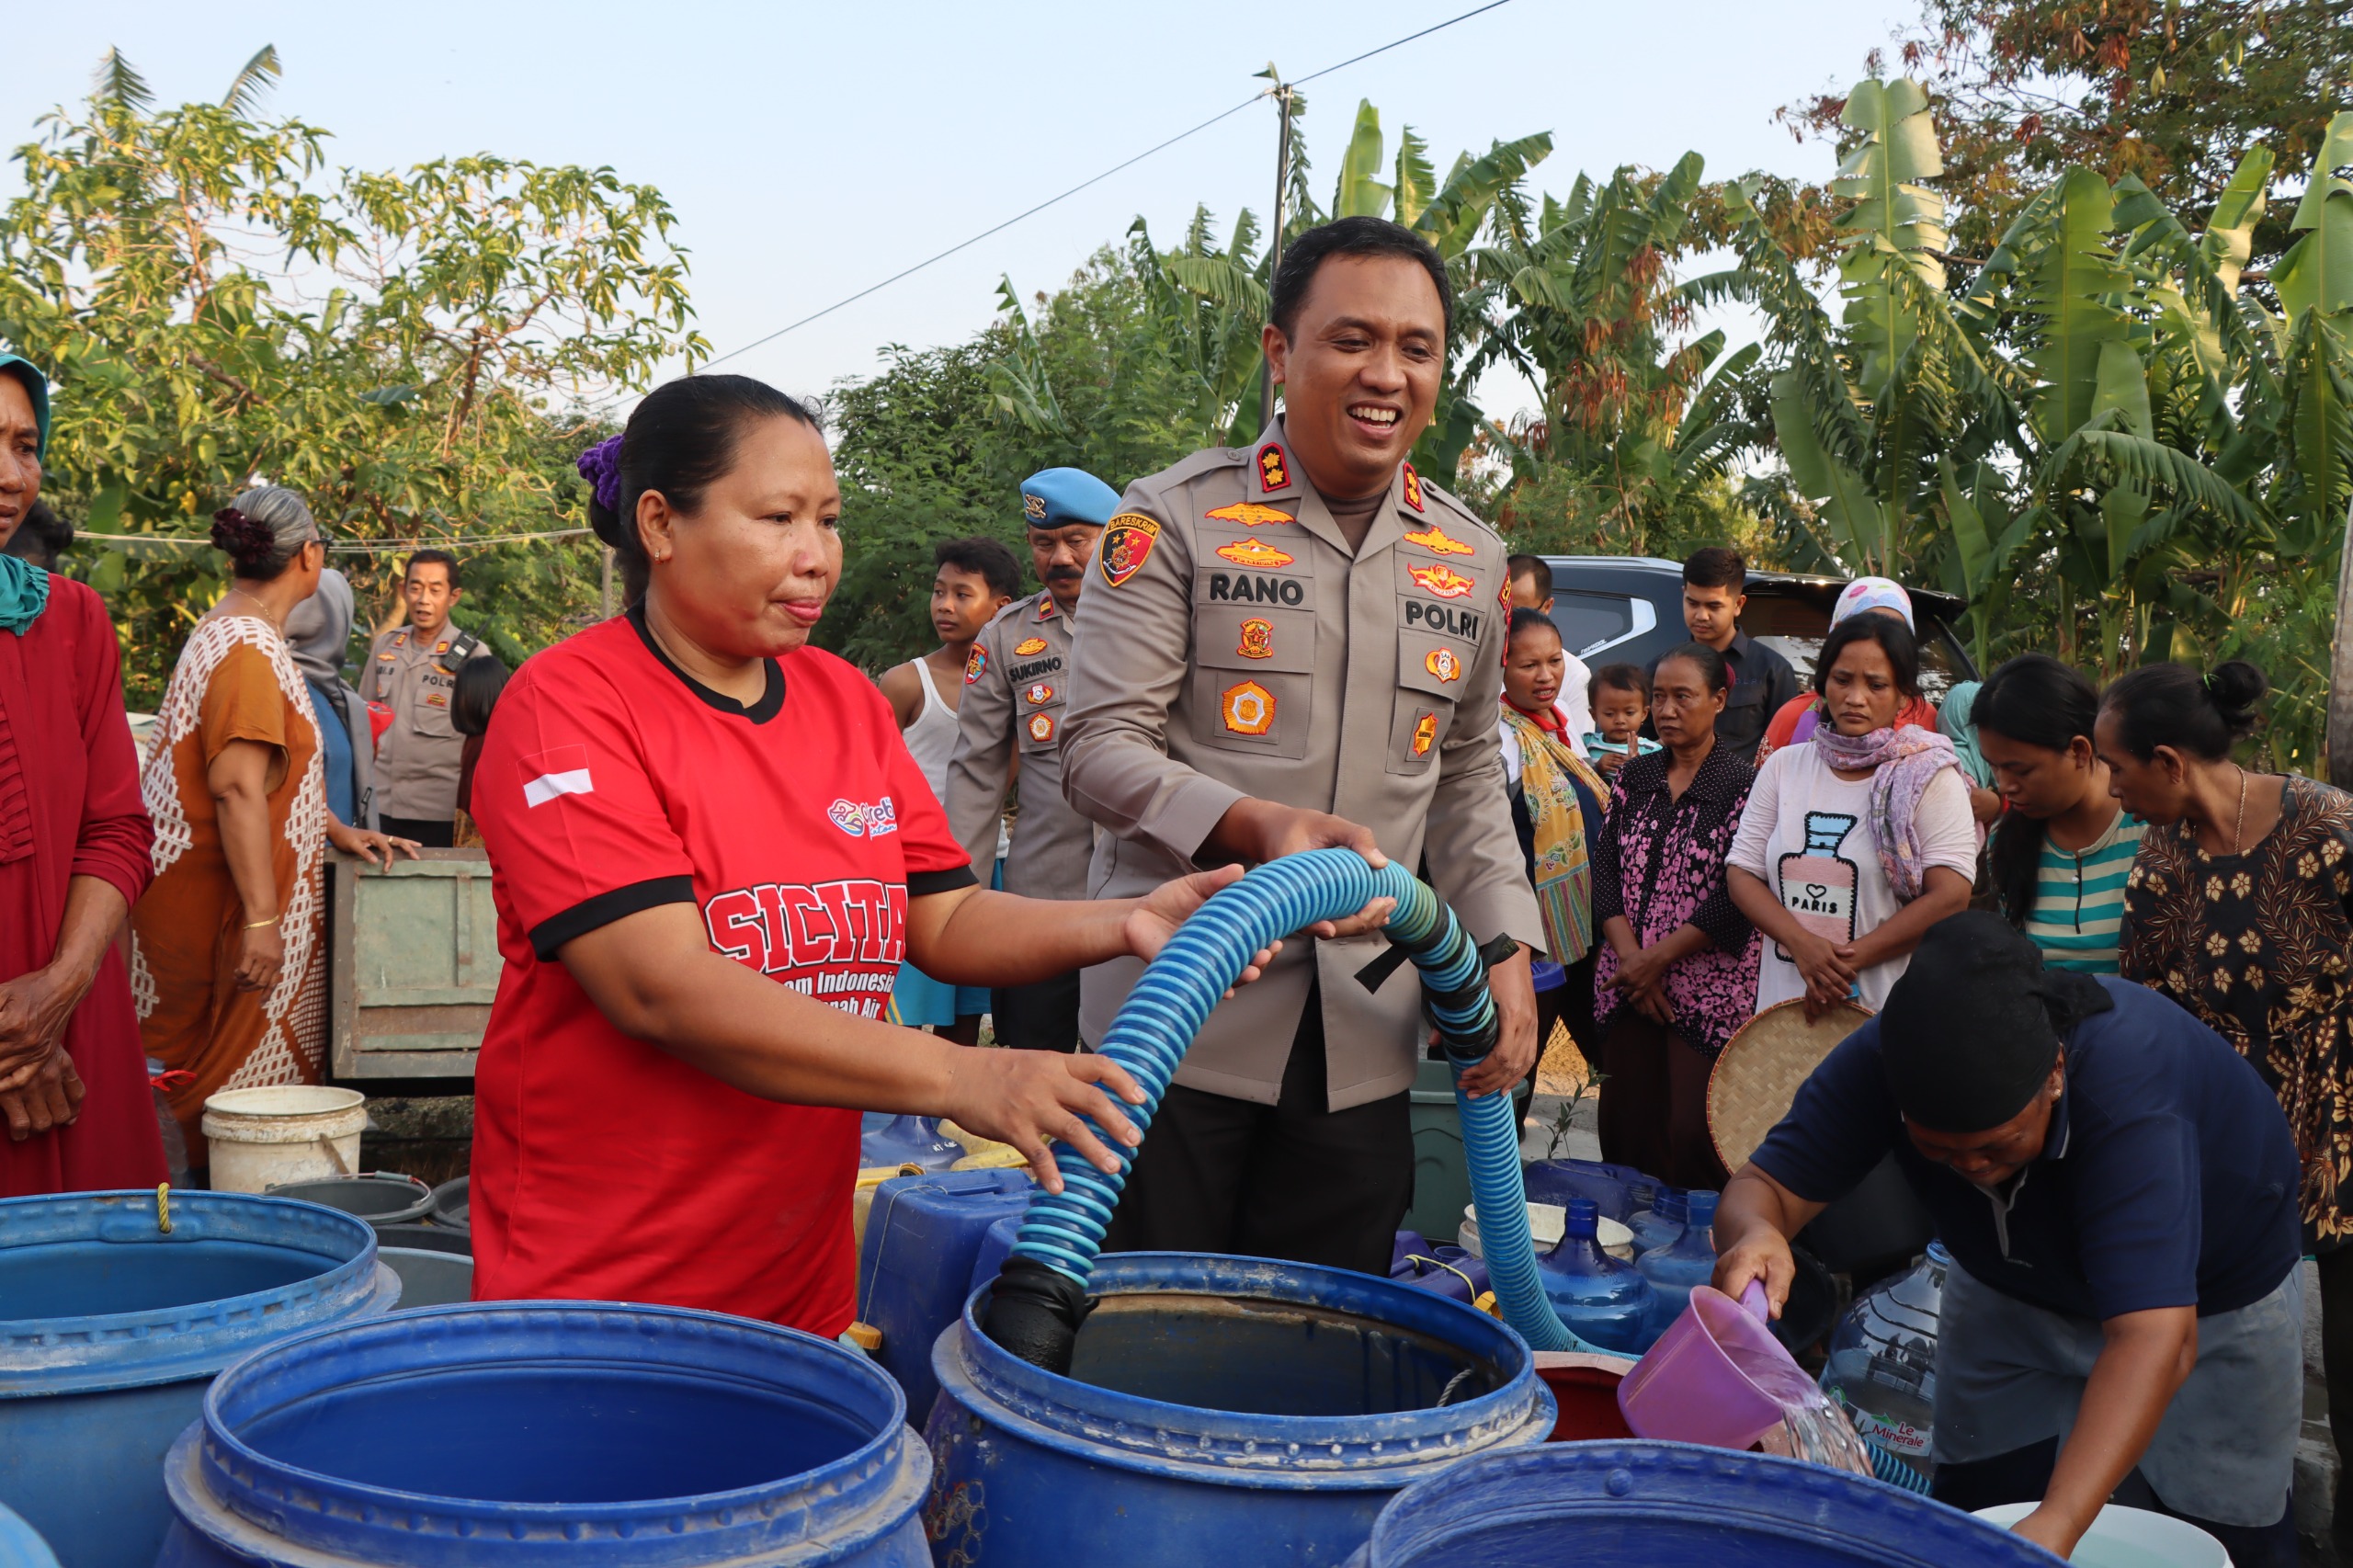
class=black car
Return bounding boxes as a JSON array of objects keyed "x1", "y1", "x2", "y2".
[{"x1": 1538, "y1": 555, "x2": 1980, "y2": 699}]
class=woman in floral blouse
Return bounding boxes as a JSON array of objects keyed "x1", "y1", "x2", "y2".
[
  {"x1": 1591, "y1": 642, "x2": 1762, "y2": 1187},
  {"x1": 2107, "y1": 658, "x2": 2353, "y2": 1551}
]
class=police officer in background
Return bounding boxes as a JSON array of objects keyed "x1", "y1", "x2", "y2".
[
  {"x1": 1061, "y1": 217, "x2": 1543, "y2": 1275},
  {"x1": 361, "y1": 549, "x2": 492, "y2": 847},
  {"x1": 945, "y1": 468, "x2": 1118, "y2": 1051}
]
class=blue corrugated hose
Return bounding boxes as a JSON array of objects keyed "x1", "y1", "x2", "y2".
[{"x1": 1001, "y1": 848, "x2": 1593, "y2": 1355}]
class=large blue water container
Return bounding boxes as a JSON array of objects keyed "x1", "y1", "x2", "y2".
[
  {"x1": 154, "y1": 1301, "x2": 929, "y2": 1568},
  {"x1": 926, "y1": 1253, "x2": 1556, "y2": 1565},
  {"x1": 858, "y1": 1167, "x2": 1030, "y2": 1425},
  {"x1": 1342, "y1": 1442, "x2": 2065, "y2": 1565},
  {"x1": 0, "y1": 1190, "x2": 397, "y2": 1568},
  {"x1": 0, "y1": 1503, "x2": 58, "y2": 1568}
]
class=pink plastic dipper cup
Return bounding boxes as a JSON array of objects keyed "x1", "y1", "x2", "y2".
[{"x1": 1615, "y1": 1281, "x2": 1820, "y2": 1450}]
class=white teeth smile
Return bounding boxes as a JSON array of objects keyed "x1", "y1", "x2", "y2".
[{"x1": 1350, "y1": 406, "x2": 1399, "y2": 426}]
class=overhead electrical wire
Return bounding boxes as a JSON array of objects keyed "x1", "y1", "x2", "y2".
[{"x1": 702, "y1": 0, "x2": 1517, "y2": 368}]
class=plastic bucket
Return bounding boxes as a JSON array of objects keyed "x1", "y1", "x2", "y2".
[
  {"x1": 858, "y1": 1168, "x2": 1031, "y2": 1425},
  {"x1": 428, "y1": 1173, "x2": 470, "y2": 1231},
  {"x1": 1617, "y1": 1285, "x2": 1818, "y2": 1449},
  {"x1": 372, "y1": 1221, "x2": 469, "y2": 1256},
  {"x1": 153, "y1": 1301, "x2": 929, "y2": 1568},
  {"x1": 264, "y1": 1172, "x2": 433, "y2": 1227},
  {"x1": 199, "y1": 1085, "x2": 366, "y2": 1194},
  {"x1": 0, "y1": 1502, "x2": 58, "y2": 1568},
  {"x1": 0, "y1": 1190, "x2": 399, "y2": 1568},
  {"x1": 379, "y1": 1247, "x2": 473, "y2": 1309},
  {"x1": 1343, "y1": 1442, "x2": 2068, "y2": 1566},
  {"x1": 1974, "y1": 1503, "x2": 2229, "y2": 1567},
  {"x1": 926, "y1": 1252, "x2": 1555, "y2": 1565}
]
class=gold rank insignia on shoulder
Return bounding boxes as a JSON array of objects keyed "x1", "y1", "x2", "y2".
[
  {"x1": 1098, "y1": 514, "x2": 1161, "y2": 588},
  {"x1": 1034, "y1": 597, "x2": 1056, "y2": 621},
  {"x1": 1204, "y1": 502, "x2": 1294, "y2": 527},
  {"x1": 1401, "y1": 461, "x2": 1426, "y2": 513},
  {"x1": 1256, "y1": 442, "x2": 1289, "y2": 493},
  {"x1": 1014, "y1": 637, "x2": 1049, "y2": 656},
  {"x1": 1404, "y1": 521, "x2": 1474, "y2": 557},
  {"x1": 1425, "y1": 648, "x2": 1462, "y2": 683},
  {"x1": 1215, "y1": 538, "x2": 1294, "y2": 569},
  {"x1": 1410, "y1": 562, "x2": 1478, "y2": 600},
  {"x1": 1237, "y1": 618, "x2": 1273, "y2": 660},
  {"x1": 434, "y1": 641, "x2": 451, "y2": 654},
  {"x1": 1221, "y1": 679, "x2": 1275, "y2": 736},
  {"x1": 1412, "y1": 710, "x2": 1438, "y2": 756},
  {"x1": 964, "y1": 646, "x2": 988, "y2": 684},
  {"x1": 1028, "y1": 713, "x2": 1056, "y2": 743}
]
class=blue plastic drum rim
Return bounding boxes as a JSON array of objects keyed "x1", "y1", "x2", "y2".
[
  {"x1": 178, "y1": 1301, "x2": 930, "y2": 1568},
  {"x1": 1357, "y1": 1442, "x2": 2066, "y2": 1565},
  {"x1": 0, "y1": 1190, "x2": 393, "y2": 1395},
  {"x1": 938, "y1": 1252, "x2": 1556, "y2": 1487}
]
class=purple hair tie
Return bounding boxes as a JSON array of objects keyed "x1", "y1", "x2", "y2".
[{"x1": 576, "y1": 435, "x2": 624, "y2": 514}]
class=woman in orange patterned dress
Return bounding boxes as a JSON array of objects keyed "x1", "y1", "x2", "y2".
[{"x1": 131, "y1": 487, "x2": 415, "y2": 1169}]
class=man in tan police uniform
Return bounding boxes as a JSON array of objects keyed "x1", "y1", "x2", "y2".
[
  {"x1": 946, "y1": 467, "x2": 1119, "y2": 1051},
  {"x1": 361, "y1": 549, "x2": 490, "y2": 847},
  {"x1": 1061, "y1": 217, "x2": 1542, "y2": 1275}
]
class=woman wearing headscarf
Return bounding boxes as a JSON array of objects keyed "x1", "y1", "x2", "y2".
[
  {"x1": 0, "y1": 353, "x2": 165, "y2": 1193},
  {"x1": 1754, "y1": 577, "x2": 1936, "y2": 768},
  {"x1": 283, "y1": 565, "x2": 378, "y2": 830},
  {"x1": 1727, "y1": 613, "x2": 1977, "y2": 1017},
  {"x1": 132, "y1": 487, "x2": 414, "y2": 1166}
]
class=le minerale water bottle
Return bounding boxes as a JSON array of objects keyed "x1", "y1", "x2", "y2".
[
  {"x1": 1538, "y1": 1199, "x2": 1657, "y2": 1355},
  {"x1": 1819, "y1": 1242, "x2": 1950, "y2": 1481},
  {"x1": 1627, "y1": 1186, "x2": 1686, "y2": 1258},
  {"x1": 1636, "y1": 1188, "x2": 1721, "y2": 1333}
]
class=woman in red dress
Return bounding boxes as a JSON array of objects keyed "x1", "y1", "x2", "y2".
[{"x1": 0, "y1": 352, "x2": 165, "y2": 1195}]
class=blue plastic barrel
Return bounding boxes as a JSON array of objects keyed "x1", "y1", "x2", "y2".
[
  {"x1": 858, "y1": 1167, "x2": 1030, "y2": 1425},
  {"x1": 0, "y1": 1190, "x2": 397, "y2": 1568},
  {"x1": 1341, "y1": 1443, "x2": 2064, "y2": 1566},
  {"x1": 926, "y1": 1253, "x2": 1556, "y2": 1565},
  {"x1": 154, "y1": 1301, "x2": 928, "y2": 1568},
  {"x1": 965, "y1": 1212, "x2": 1022, "y2": 1299},
  {"x1": 0, "y1": 1502, "x2": 58, "y2": 1568}
]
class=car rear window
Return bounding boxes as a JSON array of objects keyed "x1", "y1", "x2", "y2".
[{"x1": 1742, "y1": 596, "x2": 1966, "y2": 702}]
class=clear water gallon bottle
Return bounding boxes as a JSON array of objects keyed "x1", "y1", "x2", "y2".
[
  {"x1": 858, "y1": 1114, "x2": 962, "y2": 1172},
  {"x1": 1818, "y1": 1242, "x2": 1949, "y2": 1478},
  {"x1": 1635, "y1": 1188, "x2": 1720, "y2": 1333},
  {"x1": 1537, "y1": 1199, "x2": 1656, "y2": 1354},
  {"x1": 1627, "y1": 1186, "x2": 1686, "y2": 1258}
]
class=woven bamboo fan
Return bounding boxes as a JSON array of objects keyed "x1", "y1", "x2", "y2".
[{"x1": 1708, "y1": 997, "x2": 1874, "y2": 1173}]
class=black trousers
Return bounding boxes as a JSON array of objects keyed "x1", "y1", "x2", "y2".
[
  {"x1": 1931, "y1": 1436, "x2": 2296, "y2": 1568},
  {"x1": 380, "y1": 814, "x2": 454, "y2": 848},
  {"x1": 1100, "y1": 986, "x2": 1412, "y2": 1277},
  {"x1": 992, "y1": 971, "x2": 1080, "y2": 1053}
]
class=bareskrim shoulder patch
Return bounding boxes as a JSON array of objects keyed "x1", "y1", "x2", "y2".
[{"x1": 1098, "y1": 514, "x2": 1162, "y2": 587}]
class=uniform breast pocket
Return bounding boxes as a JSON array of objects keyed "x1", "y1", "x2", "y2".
[
  {"x1": 1189, "y1": 601, "x2": 1313, "y2": 761},
  {"x1": 1015, "y1": 674, "x2": 1066, "y2": 754},
  {"x1": 1389, "y1": 629, "x2": 1473, "y2": 777}
]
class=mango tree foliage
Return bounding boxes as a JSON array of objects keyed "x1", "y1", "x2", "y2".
[{"x1": 0, "y1": 53, "x2": 701, "y2": 702}]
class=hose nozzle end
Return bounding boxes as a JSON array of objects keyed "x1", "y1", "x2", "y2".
[{"x1": 981, "y1": 1256, "x2": 1095, "y2": 1375}]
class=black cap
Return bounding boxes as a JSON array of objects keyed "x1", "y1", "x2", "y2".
[{"x1": 1879, "y1": 911, "x2": 2111, "y2": 1133}]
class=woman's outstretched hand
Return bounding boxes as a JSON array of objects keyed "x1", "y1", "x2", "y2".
[
  {"x1": 1122, "y1": 863, "x2": 1394, "y2": 994},
  {"x1": 941, "y1": 1049, "x2": 1146, "y2": 1194}
]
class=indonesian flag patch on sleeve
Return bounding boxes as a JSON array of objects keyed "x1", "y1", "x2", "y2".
[{"x1": 522, "y1": 745, "x2": 596, "y2": 808}]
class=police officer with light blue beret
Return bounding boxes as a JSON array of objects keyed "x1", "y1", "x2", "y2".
[{"x1": 944, "y1": 467, "x2": 1121, "y2": 1050}]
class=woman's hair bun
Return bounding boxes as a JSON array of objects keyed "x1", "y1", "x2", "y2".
[
  {"x1": 2205, "y1": 660, "x2": 2268, "y2": 732},
  {"x1": 210, "y1": 506, "x2": 277, "y2": 567}
]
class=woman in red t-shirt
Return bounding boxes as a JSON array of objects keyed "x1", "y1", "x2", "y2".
[{"x1": 470, "y1": 375, "x2": 1359, "y2": 1337}]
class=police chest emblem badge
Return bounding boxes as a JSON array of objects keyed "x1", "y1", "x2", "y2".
[
  {"x1": 1237, "y1": 618, "x2": 1274, "y2": 660},
  {"x1": 1204, "y1": 502, "x2": 1294, "y2": 527},
  {"x1": 1027, "y1": 713, "x2": 1056, "y2": 743},
  {"x1": 1425, "y1": 648, "x2": 1462, "y2": 683},
  {"x1": 963, "y1": 646, "x2": 988, "y2": 684},
  {"x1": 1410, "y1": 562, "x2": 1477, "y2": 600},
  {"x1": 1403, "y1": 521, "x2": 1473, "y2": 556},
  {"x1": 1014, "y1": 637, "x2": 1049, "y2": 656},
  {"x1": 1411, "y1": 711, "x2": 1438, "y2": 757},
  {"x1": 1256, "y1": 442, "x2": 1290, "y2": 493},
  {"x1": 1215, "y1": 538, "x2": 1294, "y2": 569},
  {"x1": 1023, "y1": 683, "x2": 1054, "y2": 705},
  {"x1": 1098, "y1": 514, "x2": 1161, "y2": 588},
  {"x1": 1221, "y1": 680, "x2": 1275, "y2": 736}
]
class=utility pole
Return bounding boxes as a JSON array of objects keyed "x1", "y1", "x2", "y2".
[{"x1": 1256, "y1": 72, "x2": 1294, "y2": 433}]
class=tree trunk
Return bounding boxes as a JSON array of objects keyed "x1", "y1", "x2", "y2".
[{"x1": 2329, "y1": 495, "x2": 2353, "y2": 790}]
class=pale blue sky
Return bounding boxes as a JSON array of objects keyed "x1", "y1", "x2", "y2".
[{"x1": 6, "y1": 1, "x2": 1915, "y2": 416}]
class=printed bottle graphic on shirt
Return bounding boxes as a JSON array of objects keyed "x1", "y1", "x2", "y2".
[{"x1": 1775, "y1": 810, "x2": 1860, "y2": 961}]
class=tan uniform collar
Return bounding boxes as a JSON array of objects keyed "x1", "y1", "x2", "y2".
[
  {"x1": 1244, "y1": 415, "x2": 1430, "y2": 562},
  {"x1": 1031, "y1": 590, "x2": 1077, "y2": 629}
]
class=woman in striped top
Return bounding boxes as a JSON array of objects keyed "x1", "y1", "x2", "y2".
[{"x1": 1970, "y1": 655, "x2": 2144, "y2": 973}]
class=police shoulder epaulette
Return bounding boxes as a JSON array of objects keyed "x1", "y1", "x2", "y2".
[
  {"x1": 1420, "y1": 479, "x2": 1505, "y2": 549},
  {"x1": 1145, "y1": 443, "x2": 1248, "y2": 495}
]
